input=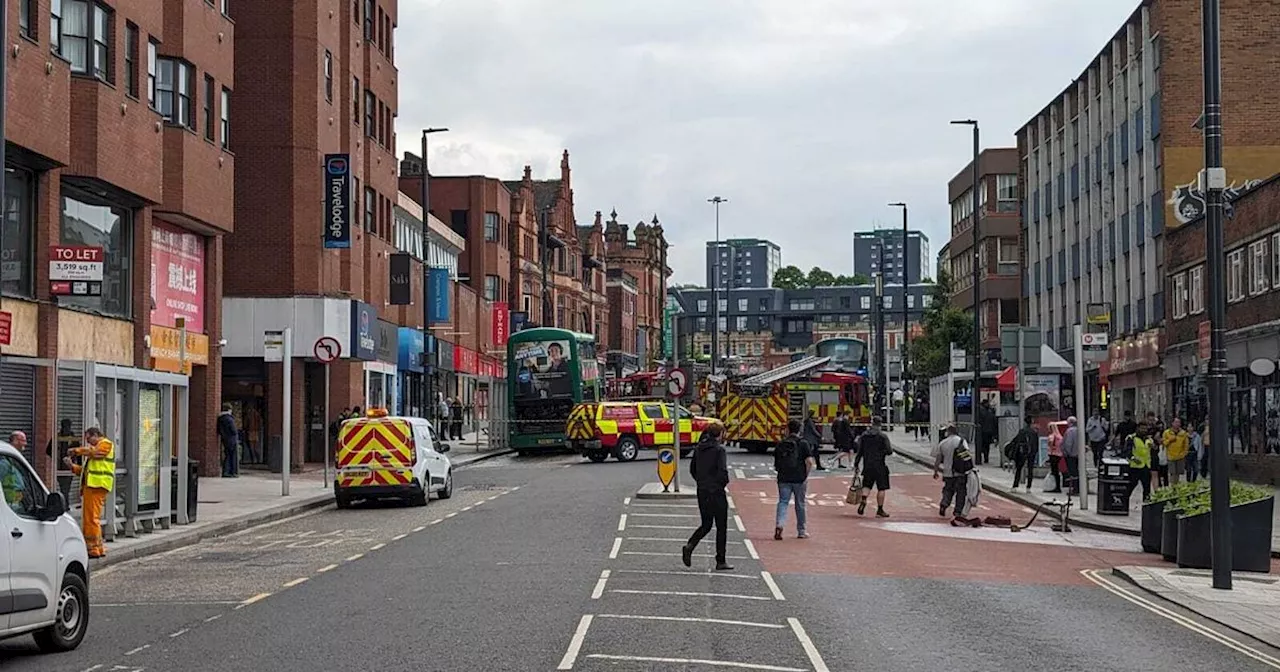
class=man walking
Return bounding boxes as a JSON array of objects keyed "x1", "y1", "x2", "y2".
[
  {"x1": 774, "y1": 419, "x2": 816, "y2": 540},
  {"x1": 1008, "y1": 416, "x2": 1040, "y2": 492},
  {"x1": 683, "y1": 421, "x2": 734, "y2": 571},
  {"x1": 217, "y1": 404, "x2": 240, "y2": 477},
  {"x1": 854, "y1": 416, "x2": 894, "y2": 517},
  {"x1": 932, "y1": 424, "x2": 971, "y2": 519},
  {"x1": 1061, "y1": 417, "x2": 1080, "y2": 495},
  {"x1": 1163, "y1": 418, "x2": 1191, "y2": 485},
  {"x1": 977, "y1": 399, "x2": 998, "y2": 465},
  {"x1": 65, "y1": 427, "x2": 115, "y2": 559},
  {"x1": 802, "y1": 411, "x2": 825, "y2": 471},
  {"x1": 1086, "y1": 409, "x2": 1110, "y2": 468},
  {"x1": 1125, "y1": 422, "x2": 1154, "y2": 502},
  {"x1": 831, "y1": 410, "x2": 855, "y2": 469}
]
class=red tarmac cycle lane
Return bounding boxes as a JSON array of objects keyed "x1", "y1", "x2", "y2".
[{"x1": 730, "y1": 470, "x2": 1162, "y2": 586}]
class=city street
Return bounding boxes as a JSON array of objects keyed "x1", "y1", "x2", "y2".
[{"x1": 5, "y1": 451, "x2": 1280, "y2": 671}]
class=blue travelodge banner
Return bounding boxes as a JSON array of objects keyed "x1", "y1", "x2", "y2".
[
  {"x1": 323, "y1": 154, "x2": 351, "y2": 249},
  {"x1": 398, "y1": 327, "x2": 425, "y2": 373},
  {"x1": 350, "y1": 300, "x2": 377, "y2": 360},
  {"x1": 428, "y1": 267, "x2": 450, "y2": 323}
]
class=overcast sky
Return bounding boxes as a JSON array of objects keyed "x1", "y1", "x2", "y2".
[{"x1": 396, "y1": 0, "x2": 1139, "y2": 285}]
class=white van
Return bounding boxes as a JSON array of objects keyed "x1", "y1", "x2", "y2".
[
  {"x1": 334, "y1": 410, "x2": 454, "y2": 508},
  {"x1": 0, "y1": 441, "x2": 90, "y2": 652}
]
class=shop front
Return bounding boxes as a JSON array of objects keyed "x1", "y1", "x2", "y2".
[
  {"x1": 369, "y1": 319, "x2": 399, "y2": 410},
  {"x1": 1107, "y1": 328, "x2": 1166, "y2": 421},
  {"x1": 434, "y1": 336, "x2": 456, "y2": 407},
  {"x1": 397, "y1": 327, "x2": 425, "y2": 417}
]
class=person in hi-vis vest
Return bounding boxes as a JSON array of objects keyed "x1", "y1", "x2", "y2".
[{"x1": 64, "y1": 427, "x2": 115, "y2": 558}]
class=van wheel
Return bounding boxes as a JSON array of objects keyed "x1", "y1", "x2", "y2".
[
  {"x1": 586, "y1": 451, "x2": 608, "y2": 463},
  {"x1": 33, "y1": 572, "x2": 89, "y2": 653},
  {"x1": 439, "y1": 471, "x2": 454, "y2": 499},
  {"x1": 335, "y1": 489, "x2": 352, "y2": 509},
  {"x1": 409, "y1": 479, "x2": 429, "y2": 507},
  {"x1": 614, "y1": 437, "x2": 640, "y2": 462}
]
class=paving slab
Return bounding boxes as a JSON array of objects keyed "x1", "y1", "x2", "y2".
[{"x1": 1113, "y1": 565, "x2": 1280, "y2": 647}]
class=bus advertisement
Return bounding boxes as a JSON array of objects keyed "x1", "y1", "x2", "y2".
[{"x1": 507, "y1": 328, "x2": 600, "y2": 453}]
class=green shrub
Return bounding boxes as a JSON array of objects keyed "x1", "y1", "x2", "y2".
[
  {"x1": 1149, "y1": 481, "x2": 1208, "y2": 505},
  {"x1": 1179, "y1": 481, "x2": 1271, "y2": 517}
]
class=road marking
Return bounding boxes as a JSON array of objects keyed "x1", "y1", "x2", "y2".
[
  {"x1": 609, "y1": 537, "x2": 623, "y2": 559},
  {"x1": 623, "y1": 497, "x2": 631, "y2": 505},
  {"x1": 346, "y1": 553, "x2": 364, "y2": 562},
  {"x1": 317, "y1": 563, "x2": 339, "y2": 573},
  {"x1": 734, "y1": 514, "x2": 746, "y2": 532},
  {"x1": 78, "y1": 666, "x2": 102, "y2": 672},
  {"x1": 596, "y1": 613, "x2": 786, "y2": 629},
  {"x1": 727, "y1": 495, "x2": 736, "y2": 509},
  {"x1": 629, "y1": 502, "x2": 696, "y2": 508},
  {"x1": 204, "y1": 614, "x2": 222, "y2": 623},
  {"x1": 445, "y1": 512, "x2": 458, "y2": 518},
  {"x1": 557, "y1": 614, "x2": 594, "y2": 670},
  {"x1": 622, "y1": 551, "x2": 749, "y2": 559},
  {"x1": 625, "y1": 536, "x2": 743, "y2": 545},
  {"x1": 413, "y1": 525, "x2": 426, "y2": 532},
  {"x1": 392, "y1": 533, "x2": 408, "y2": 541},
  {"x1": 1082, "y1": 569, "x2": 1280, "y2": 669},
  {"x1": 283, "y1": 577, "x2": 309, "y2": 588},
  {"x1": 630, "y1": 513, "x2": 699, "y2": 518},
  {"x1": 591, "y1": 570, "x2": 611, "y2": 599},
  {"x1": 169, "y1": 628, "x2": 189, "y2": 638},
  {"x1": 743, "y1": 539, "x2": 760, "y2": 559},
  {"x1": 585, "y1": 654, "x2": 803, "y2": 671},
  {"x1": 609, "y1": 589, "x2": 772, "y2": 601},
  {"x1": 788, "y1": 618, "x2": 830, "y2": 672},
  {"x1": 237, "y1": 592, "x2": 271, "y2": 609},
  {"x1": 124, "y1": 644, "x2": 151, "y2": 656},
  {"x1": 617, "y1": 514, "x2": 628, "y2": 531},
  {"x1": 369, "y1": 543, "x2": 386, "y2": 551},
  {"x1": 615, "y1": 569, "x2": 760, "y2": 580},
  {"x1": 761, "y1": 571, "x2": 785, "y2": 600},
  {"x1": 735, "y1": 468, "x2": 746, "y2": 479},
  {"x1": 472, "y1": 500, "x2": 485, "y2": 507},
  {"x1": 627, "y1": 523, "x2": 708, "y2": 529},
  {"x1": 95, "y1": 600, "x2": 240, "y2": 607},
  {"x1": 512, "y1": 485, "x2": 522, "y2": 491},
  {"x1": 461, "y1": 505, "x2": 474, "y2": 512},
  {"x1": 487, "y1": 495, "x2": 501, "y2": 501},
  {"x1": 429, "y1": 518, "x2": 443, "y2": 525}
]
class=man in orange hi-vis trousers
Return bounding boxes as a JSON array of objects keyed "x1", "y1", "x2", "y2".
[{"x1": 64, "y1": 427, "x2": 115, "y2": 558}]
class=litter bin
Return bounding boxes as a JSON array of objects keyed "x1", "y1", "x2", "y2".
[
  {"x1": 170, "y1": 459, "x2": 200, "y2": 523},
  {"x1": 1096, "y1": 457, "x2": 1131, "y2": 515}
]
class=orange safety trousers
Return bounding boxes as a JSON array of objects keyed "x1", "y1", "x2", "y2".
[{"x1": 82, "y1": 486, "x2": 108, "y2": 558}]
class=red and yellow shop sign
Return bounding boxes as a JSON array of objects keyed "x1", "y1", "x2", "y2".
[
  {"x1": 1107, "y1": 328, "x2": 1163, "y2": 377},
  {"x1": 150, "y1": 325, "x2": 209, "y2": 374}
]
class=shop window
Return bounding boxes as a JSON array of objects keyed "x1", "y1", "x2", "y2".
[
  {"x1": 59, "y1": 188, "x2": 134, "y2": 318},
  {"x1": 3, "y1": 167, "x2": 36, "y2": 298}
]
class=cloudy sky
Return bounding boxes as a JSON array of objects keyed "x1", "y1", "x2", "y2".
[{"x1": 396, "y1": 0, "x2": 1139, "y2": 285}]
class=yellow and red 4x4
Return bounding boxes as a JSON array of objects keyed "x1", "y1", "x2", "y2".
[{"x1": 567, "y1": 401, "x2": 713, "y2": 463}]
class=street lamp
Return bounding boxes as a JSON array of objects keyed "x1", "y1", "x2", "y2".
[
  {"x1": 708, "y1": 196, "x2": 728, "y2": 375},
  {"x1": 421, "y1": 127, "x2": 448, "y2": 425},
  {"x1": 888, "y1": 202, "x2": 909, "y2": 399},
  {"x1": 951, "y1": 119, "x2": 981, "y2": 453}
]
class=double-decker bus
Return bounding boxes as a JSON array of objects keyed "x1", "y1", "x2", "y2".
[
  {"x1": 810, "y1": 337, "x2": 869, "y2": 374},
  {"x1": 507, "y1": 328, "x2": 601, "y2": 454}
]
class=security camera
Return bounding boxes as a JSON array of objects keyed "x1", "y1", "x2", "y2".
[
  {"x1": 217, "y1": 339, "x2": 228, "y2": 348},
  {"x1": 143, "y1": 335, "x2": 151, "y2": 348}
]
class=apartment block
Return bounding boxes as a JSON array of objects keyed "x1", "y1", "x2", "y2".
[
  {"x1": 853, "y1": 229, "x2": 930, "y2": 286},
  {"x1": 705, "y1": 238, "x2": 780, "y2": 290}
]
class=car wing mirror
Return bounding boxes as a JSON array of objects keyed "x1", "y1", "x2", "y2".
[
  {"x1": 43, "y1": 492, "x2": 68, "y2": 521},
  {"x1": 438, "y1": 443, "x2": 451, "y2": 453}
]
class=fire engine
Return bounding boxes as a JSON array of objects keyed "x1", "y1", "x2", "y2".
[{"x1": 718, "y1": 355, "x2": 871, "y2": 453}]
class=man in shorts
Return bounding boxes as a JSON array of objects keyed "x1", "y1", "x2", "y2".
[{"x1": 854, "y1": 416, "x2": 894, "y2": 517}]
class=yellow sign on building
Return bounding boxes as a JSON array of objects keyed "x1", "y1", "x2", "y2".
[{"x1": 150, "y1": 325, "x2": 209, "y2": 374}]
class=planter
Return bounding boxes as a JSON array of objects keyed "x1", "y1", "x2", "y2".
[
  {"x1": 1176, "y1": 497, "x2": 1274, "y2": 573},
  {"x1": 1140, "y1": 500, "x2": 1166, "y2": 554},
  {"x1": 1161, "y1": 508, "x2": 1183, "y2": 562}
]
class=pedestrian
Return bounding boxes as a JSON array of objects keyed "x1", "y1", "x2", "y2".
[
  {"x1": 1200, "y1": 423, "x2": 1211, "y2": 479},
  {"x1": 1187, "y1": 423, "x2": 1202, "y2": 483},
  {"x1": 802, "y1": 411, "x2": 824, "y2": 471},
  {"x1": 65, "y1": 427, "x2": 115, "y2": 558},
  {"x1": 1086, "y1": 409, "x2": 1110, "y2": 468},
  {"x1": 831, "y1": 410, "x2": 855, "y2": 470},
  {"x1": 450, "y1": 397, "x2": 464, "y2": 440},
  {"x1": 977, "y1": 399, "x2": 997, "y2": 465},
  {"x1": 1162, "y1": 418, "x2": 1191, "y2": 485},
  {"x1": 1007, "y1": 416, "x2": 1040, "y2": 492},
  {"x1": 683, "y1": 421, "x2": 734, "y2": 571},
  {"x1": 217, "y1": 403, "x2": 240, "y2": 477},
  {"x1": 1124, "y1": 422, "x2": 1153, "y2": 502},
  {"x1": 1113, "y1": 410, "x2": 1137, "y2": 456},
  {"x1": 437, "y1": 393, "x2": 450, "y2": 429},
  {"x1": 853, "y1": 416, "x2": 894, "y2": 517},
  {"x1": 932, "y1": 423, "x2": 972, "y2": 520},
  {"x1": 1146, "y1": 411, "x2": 1168, "y2": 489},
  {"x1": 773, "y1": 419, "x2": 815, "y2": 540},
  {"x1": 1046, "y1": 422, "x2": 1064, "y2": 493},
  {"x1": 1061, "y1": 417, "x2": 1081, "y2": 495},
  {"x1": 331, "y1": 407, "x2": 351, "y2": 439}
]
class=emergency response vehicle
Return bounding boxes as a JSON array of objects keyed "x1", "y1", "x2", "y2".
[
  {"x1": 718, "y1": 356, "x2": 871, "y2": 453},
  {"x1": 334, "y1": 409, "x2": 453, "y2": 508},
  {"x1": 566, "y1": 401, "x2": 714, "y2": 462}
]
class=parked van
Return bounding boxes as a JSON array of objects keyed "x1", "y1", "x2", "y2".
[
  {"x1": 334, "y1": 409, "x2": 454, "y2": 508},
  {"x1": 0, "y1": 440, "x2": 91, "y2": 652}
]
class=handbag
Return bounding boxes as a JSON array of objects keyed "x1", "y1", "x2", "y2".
[{"x1": 845, "y1": 474, "x2": 863, "y2": 504}]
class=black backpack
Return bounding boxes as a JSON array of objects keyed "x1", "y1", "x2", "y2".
[
  {"x1": 952, "y1": 438, "x2": 974, "y2": 475},
  {"x1": 776, "y1": 437, "x2": 808, "y2": 475}
]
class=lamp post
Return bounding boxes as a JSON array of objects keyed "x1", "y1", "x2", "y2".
[
  {"x1": 873, "y1": 244, "x2": 887, "y2": 415},
  {"x1": 951, "y1": 119, "x2": 981, "y2": 452},
  {"x1": 889, "y1": 202, "x2": 909, "y2": 396},
  {"x1": 708, "y1": 197, "x2": 728, "y2": 375},
  {"x1": 420, "y1": 127, "x2": 448, "y2": 424}
]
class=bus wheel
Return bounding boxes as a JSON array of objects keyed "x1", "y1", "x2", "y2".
[
  {"x1": 586, "y1": 451, "x2": 608, "y2": 463},
  {"x1": 614, "y1": 437, "x2": 640, "y2": 462}
]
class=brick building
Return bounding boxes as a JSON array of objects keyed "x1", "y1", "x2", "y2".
[
  {"x1": 2, "y1": 1, "x2": 233, "y2": 480},
  {"x1": 604, "y1": 212, "x2": 669, "y2": 368}
]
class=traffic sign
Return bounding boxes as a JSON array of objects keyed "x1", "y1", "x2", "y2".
[
  {"x1": 314, "y1": 336, "x2": 342, "y2": 363},
  {"x1": 657, "y1": 447, "x2": 676, "y2": 490},
  {"x1": 667, "y1": 367, "x2": 688, "y2": 397}
]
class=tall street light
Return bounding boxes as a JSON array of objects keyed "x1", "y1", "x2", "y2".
[
  {"x1": 951, "y1": 119, "x2": 981, "y2": 453},
  {"x1": 708, "y1": 196, "x2": 728, "y2": 376},
  {"x1": 421, "y1": 127, "x2": 448, "y2": 425},
  {"x1": 1201, "y1": 0, "x2": 1232, "y2": 590},
  {"x1": 889, "y1": 202, "x2": 909, "y2": 398}
]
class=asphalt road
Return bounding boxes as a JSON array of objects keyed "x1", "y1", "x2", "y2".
[{"x1": 4, "y1": 446, "x2": 1279, "y2": 671}]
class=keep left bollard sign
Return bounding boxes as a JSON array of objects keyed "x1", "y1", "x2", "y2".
[{"x1": 657, "y1": 447, "x2": 676, "y2": 490}]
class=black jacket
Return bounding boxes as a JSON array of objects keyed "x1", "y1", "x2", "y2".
[
  {"x1": 216, "y1": 412, "x2": 238, "y2": 449},
  {"x1": 689, "y1": 435, "x2": 729, "y2": 490},
  {"x1": 774, "y1": 435, "x2": 813, "y2": 483},
  {"x1": 832, "y1": 418, "x2": 855, "y2": 450},
  {"x1": 855, "y1": 429, "x2": 893, "y2": 469}
]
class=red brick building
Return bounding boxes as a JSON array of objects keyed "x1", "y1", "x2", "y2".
[
  {"x1": 605, "y1": 268, "x2": 638, "y2": 374},
  {"x1": 604, "y1": 213, "x2": 669, "y2": 367},
  {"x1": 2, "y1": 1, "x2": 233, "y2": 479}
]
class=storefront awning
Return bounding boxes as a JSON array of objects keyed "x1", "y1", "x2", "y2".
[
  {"x1": 1039, "y1": 344, "x2": 1074, "y2": 374},
  {"x1": 996, "y1": 366, "x2": 1017, "y2": 393}
]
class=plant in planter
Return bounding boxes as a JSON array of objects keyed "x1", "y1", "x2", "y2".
[
  {"x1": 1176, "y1": 481, "x2": 1274, "y2": 572},
  {"x1": 1143, "y1": 481, "x2": 1208, "y2": 554}
]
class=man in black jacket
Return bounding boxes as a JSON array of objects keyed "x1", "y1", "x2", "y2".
[
  {"x1": 832, "y1": 411, "x2": 855, "y2": 469},
  {"x1": 774, "y1": 419, "x2": 816, "y2": 540},
  {"x1": 683, "y1": 422, "x2": 734, "y2": 571},
  {"x1": 854, "y1": 416, "x2": 894, "y2": 517}
]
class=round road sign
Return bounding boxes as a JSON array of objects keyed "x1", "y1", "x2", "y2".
[
  {"x1": 314, "y1": 336, "x2": 342, "y2": 363},
  {"x1": 667, "y1": 368, "x2": 688, "y2": 397}
]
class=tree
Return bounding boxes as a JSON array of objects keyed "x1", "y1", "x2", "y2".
[
  {"x1": 805, "y1": 267, "x2": 836, "y2": 288},
  {"x1": 852, "y1": 273, "x2": 871, "y2": 286},
  {"x1": 771, "y1": 265, "x2": 806, "y2": 289},
  {"x1": 906, "y1": 270, "x2": 975, "y2": 380}
]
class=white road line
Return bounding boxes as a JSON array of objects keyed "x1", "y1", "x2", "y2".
[
  {"x1": 622, "y1": 551, "x2": 749, "y2": 559},
  {"x1": 557, "y1": 614, "x2": 594, "y2": 670},
  {"x1": 345, "y1": 553, "x2": 364, "y2": 562},
  {"x1": 1082, "y1": 570, "x2": 1280, "y2": 669},
  {"x1": 608, "y1": 537, "x2": 623, "y2": 559},
  {"x1": 591, "y1": 570, "x2": 611, "y2": 599},
  {"x1": 124, "y1": 644, "x2": 151, "y2": 656},
  {"x1": 625, "y1": 536, "x2": 744, "y2": 545},
  {"x1": 317, "y1": 563, "x2": 339, "y2": 573},
  {"x1": 95, "y1": 600, "x2": 239, "y2": 607},
  {"x1": 596, "y1": 613, "x2": 786, "y2": 629},
  {"x1": 727, "y1": 495, "x2": 737, "y2": 509},
  {"x1": 369, "y1": 543, "x2": 386, "y2": 551},
  {"x1": 472, "y1": 500, "x2": 485, "y2": 507},
  {"x1": 169, "y1": 628, "x2": 189, "y2": 638},
  {"x1": 630, "y1": 513, "x2": 700, "y2": 518},
  {"x1": 413, "y1": 525, "x2": 426, "y2": 532},
  {"x1": 445, "y1": 512, "x2": 458, "y2": 518},
  {"x1": 627, "y1": 523, "x2": 709, "y2": 529},
  {"x1": 429, "y1": 518, "x2": 443, "y2": 525},
  {"x1": 761, "y1": 571, "x2": 785, "y2": 601},
  {"x1": 461, "y1": 505, "x2": 474, "y2": 512},
  {"x1": 617, "y1": 514, "x2": 628, "y2": 531},
  {"x1": 585, "y1": 654, "x2": 804, "y2": 672},
  {"x1": 392, "y1": 533, "x2": 408, "y2": 541},
  {"x1": 734, "y1": 468, "x2": 746, "y2": 479},
  {"x1": 788, "y1": 618, "x2": 830, "y2": 672},
  {"x1": 283, "y1": 577, "x2": 309, "y2": 588},
  {"x1": 236, "y1": 592, "x2": 271, "y2": 609},
  {"x1": 743, "y1": 539, "x2": 760, "y2": 560},
  {"x1": 79, "y1": 666, "x2": 103, "y2": 672},
  {"x1": 629, "y1": 502, "x2": 697, "y2": 508},
  {"x1": 615, "y1": 569, "x2": 760, "y2": 580},
  {"x1": 734, "y1": 514, "x2": 746, "y2": 532},
  {"x1": 512, "y1": 485, "x2": 522, "y2": 491},
  {"x1": 609, "y1": 589, "x2": 772, "y2": 601},
  {"x1": 204, "y1": 614, "x2": 222, "y2": 623},
  {"x1": 623, "y1": 496, "x2": 632, "y2": 505}
]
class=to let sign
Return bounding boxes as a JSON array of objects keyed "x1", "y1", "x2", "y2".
[
  {"x1": 0, "y1": 310, "x2": 11, "y2": 347},
  {"x1": 323, "y1": 154, "x2": 352, "y2": 249},
  {"x1": 50, "y1": 246, "x2": 104, "y2": 282}
]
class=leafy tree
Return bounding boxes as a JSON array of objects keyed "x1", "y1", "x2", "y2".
[
  {"x1": 906, "y1": 270, "x2": 975, "y2": 380},
  {"x1": 772, "y1": 265, "x2": 806, "y2": 289},
  {"x1": 805, "y1": 267, "x2": 836, "y2": 288},
  {"x1": 852, "y1": 273, "x2": 871, "y2": 286}
]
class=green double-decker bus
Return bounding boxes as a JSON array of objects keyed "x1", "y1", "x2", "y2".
[{"x1": 507, "y1": 328, "x2": 601, "y2": 453}]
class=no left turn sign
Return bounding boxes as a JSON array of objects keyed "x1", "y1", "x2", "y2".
[
  {"x1": 314, "y1": 336, "x2": 342, "y2": 363},
  {"x1": 667, "y1": 368, "x2": 688, "y2": 397}
]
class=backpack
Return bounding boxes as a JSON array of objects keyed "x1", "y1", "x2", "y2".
[
  {"x1": 776, "y1": 437, "x2": 808, "y2": 475},
  {"x1": 952, "y1": 438, "x2": 974, "y2": 475}
]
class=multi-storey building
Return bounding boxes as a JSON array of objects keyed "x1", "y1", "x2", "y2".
[
  {"x1": 946, "y1": 148, "x2": 1023, "y2": 355},
  {"x1": 605, "y1": 213, "x2": 669, "y2": 367},
  {"x1": 936, "y1": 242, "x2": 951, "y2": 281},
  {"x1": 605, "y1": 268, "x2": 639, "y2": 375},
  {"x1": 705, "y1": 238, "x2": 780, "y2": 290},
  {"x1": 1017, "y1": 0, "x2": 1280, "y2": 419},
  {"x1": 2, "y1": 0, "x2": 234, "y2": 479},
  {"x1": 853, "y1": 230, "x2": 931, "y2": 285}
]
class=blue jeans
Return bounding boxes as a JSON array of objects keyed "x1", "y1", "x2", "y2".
[{"x1": 775, "y1": 481, "x2": 808, "y2": 533}]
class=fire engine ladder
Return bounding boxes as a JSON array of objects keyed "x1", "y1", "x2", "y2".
[{"x1": 736, "y1": 356, "x2": 832, "y2": 393}]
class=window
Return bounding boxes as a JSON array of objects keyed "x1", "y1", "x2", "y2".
[
  {"x1": 221, "y1": 0, "x2": 228, "y2": 15},
  {"x1": 907, "y1": 294, "x2": 915, "y2": 309},
  {"x1": 1172, "y1": 272, "x2": 1187, "y2": 319},
  {"x1": 1273, "y1": 234, "x2": 1280, "y2": 291},
  {"x1": 56, "y1": 1, "x2": 111, "y2": 80},
  {"x1": 1190, "y1": 266, "x2": 1204, "y2": 314},
  {"x1": 735, "y1": 316, "x2": 748, "y2": 331},
  {"x1": 220, "y1": 87, "x2": 230, "y2": 149},
  {"x1": 156, "y1": 59, "x2": 194, "y2": 127},
  {"x1": 697, "y1": 317, "x2": 707, "y2": 332},
  {"x1": 922, "y1": 294, "x2": 933, "y2": 308},
  {"x1": 696, "y1": 299, "x2": 707, "y2": 313},
  {"x1": 60, "y1": 189, "x2": 133, "y2": 318},
  {"x1": 364, "y1": 187, "x2": 375, "y2": 232},
  {"x1": 484, "y1": 275, "x2": 499, "y2": 301},
  {"x1": 717, "y1": 298, "x2": 727, "y2": 312},
  {"x1": 203, "y1": 75, "x2": 214, "y2": 140},
  {"x1": 996, "y1": 174, "x2": 1018, "y2": 203},
  {"x1": 323, "y1": 50, "x2": 333, "y2": 102},
  {"x1": 1250, "y1": 239, "x2": 1270, "y2": 295},
  {"x1": 364, "y1": 90, "x2": 375, "y2": 136},
  {"x1": 483, "y1": 212, "x2": 500, "y2": 242},
  {"x1": 0, "y1": 454, "x2": 45, "y2": 519},
  {"x1": 860, "y1": 295, "x2": 870, "y2": 310},
  {"x1": 20, "y1": 0, "x2": 34, "y2": 38},
  {"x1": 124, "y1": 23, "x2": 139, "y2": 97},
  {"x1": 884, "y1": 295, "x2": 893, "y2": 309},
  {"x1": 364, "y1": 0, "x2": 374, "y2": 40},
  {"x1": 758, "y1": 297, "x2": 769, "y2": 311},
  {"x1": 1227, "y1": 249, "x2": 1245, "y2": 302},
  {"x1": 147, "y1": 39, "x2": 157, "y2": 108},
  {"x1": 90, "y1": 2, "x2": 108, "y2": 80},
  {"x1": 352, "y1": 76, "x2": 360, "y2": 121},
  {"x1": 717, "y1": 317, "x2": 726, "y2": 332},
  {"x1": 2, "y1": 167, "x2": 36, "y2": 298},
  {"x1": 737, "y1": 298, "x2": 748, "y2": 312},
  {"x1": 51, "y1": 0, "x2": 63, "y2": 55},
  {"x1": 701, "y1": 343, "x2": 711, "y2": 356}
]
